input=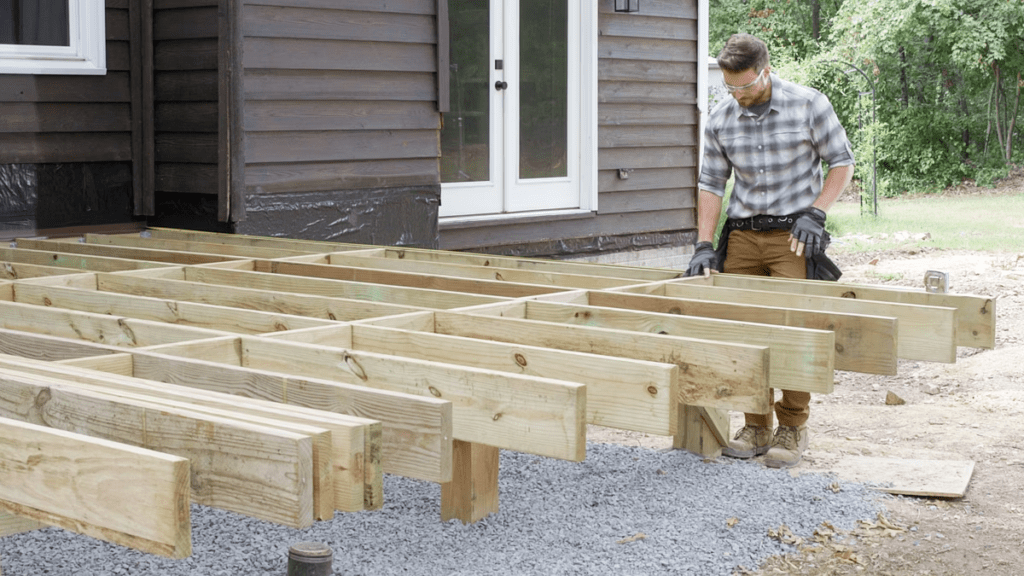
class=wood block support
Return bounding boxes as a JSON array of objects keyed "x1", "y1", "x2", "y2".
[
  {"x1": 674, "y1": 405, "x2": 727, "y2": 458},
  {"x1": 441, "y1": 440, "x2": 499, "y2": 524}
]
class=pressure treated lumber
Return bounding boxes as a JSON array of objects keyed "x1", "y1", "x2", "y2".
[
  {"x1": 325, "y1": 252, "x2": 635, "y2": 290},
  {"x1": 709, "y1": 274, "x2": 995, "y2": 349},
  {"x1": 0, "y1": 327, "x2": 126, "y2": 361},
  {"x1": 85, "y1": 232, "x2": 312, "y2": 259},
  {"x1": 442, "y1": 441, "x2": 500, "y2": 524},
  {"x1": 0, "y1": 300, "x2": 232, "y2": 347},
  {"x1": 96, "y1": 272, "x2": 425, "y2": 320},
  {"x1": 0, "y1": 246, "x2": 172, "y2": 272},
  {"x1": 674, "y1": 405, "x2": 728, "y2": 458},
  {"x1": 260, "y1": 259, "x2": 570, "y2": 299},
  {"x1": 124, "y1": 351, "x2": 453, "y2": 483},
  {"x1": 12, "y1": 283, "x2": 334, "y2": 334},
  {"x1": 0, "y1": 369, "x2": 315, "y2": 528},
  {"x1": 522, "y1": 300, "x2": 835, "y2": 394},
  {"x1": 14, "y1": 237, "x2": 239, "y2": 265},
  {"x1": 237, "y1": 337, "x2": 587, "y2": 462},
  {"x1": 0, "y1": 512, "x2": 45, "y2": 537},
  {"x1": 350, "y1": 323, "x2": 678, "y2": 435},
  {"x1": 586, "y1": 290, "x2": 899, "y2": 376},
  {"x1": 0, "y1": 261, "x2": 87, "y2": 280},
  {"x1": 0, "y1": 416, "x2": 192, "y2": 558},
  {"x1": 182, "y1": 265, "x2": 507, "y2": 310},
  {"x1": 143, "y1": 227, "x2": 366, "y2": 253},
  {"x1": 433, "y1": 311, "x2": 772, "y2": 416},
  {"x1": 661, "y1": 281, "x2": 957, "y2": 363},
  {"x1": 16, "y1": 353, "x2": 383, "y2": 513}
]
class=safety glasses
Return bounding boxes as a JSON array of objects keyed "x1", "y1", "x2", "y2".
[{"x1": 723, "y1": 69, "x2": 766, "y2": 93}]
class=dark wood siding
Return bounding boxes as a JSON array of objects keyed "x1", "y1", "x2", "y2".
[
  {"x1": 153, "y1": 0, "x2": 220, "y2": 197},
  {"x1": 240, "y1": 1, "x2": 442, "y2": 196},
  {"x1": 0, "y1": 2, "x2": 133, "y2": 165},
  {"x1": 439, "y1": 0, "x2": 699, "y2": 254},
  {"x1": 0, "y1": 0, "x2": 143, "y2": 237}
]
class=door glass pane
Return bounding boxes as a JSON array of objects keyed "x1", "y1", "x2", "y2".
[
  {"x1": 441, "y1": 1, "x2": 490, "y2": 183},
  {"x1": 0, "y1": 0, "x2": 70, "y2": 46},
  {"x1": 519, "y1": 0, "x2": 567, "y2": 179}
]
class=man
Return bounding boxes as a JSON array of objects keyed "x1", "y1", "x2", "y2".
[{"x1": 687, "y1": 34, "x2": 855, "y2": 468}]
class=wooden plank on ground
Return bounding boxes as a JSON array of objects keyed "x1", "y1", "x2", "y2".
[
  {"x1": 96, "y1": 272, "x2": 425, "y2": 320},
  {"x1": 710, "y1": 274, "x2": 996, "y2": 349},
  {"x1": 433, "y1": 311, "x2": 771, "y2": 417},
  {"x1": 142, "y1": 227, "x2": 369, "y2": 253},
  {"x1": 662, "y1": 281, "x2": 957, "y2": 363},
  {"x1": 126, "y1": 351, "x2": 453, "y2": 483},
  {"x1": 0, "y1": 369, "x2": 315, "y2": 528},
  {"x1": 12, "y1": 283, "x2": 333, "y2": 334},
  {"x1": 524, "y1": 300, "x2": 835, "y2": 394},
  {"x1": 8, "y1": 354, "x2": 382, "y2": 513},
  {"x1": 0, "y1": 416, "x2": 191, "y2": 558},
  {"x1": 587, "y1": 291, "x2": 899, "y2": 376},
  {"x1": 182, "y1": 265, "x2": 507, "y2": 310},
  {"x1": 830, "y1": 456, "x2": 975, "y2": 498},
  {"x1": 351, "y1": 323, "x2": 677, "y2": 435},
  {"x1": 238, "y1": 337, "x2": 587, "y2": 462}
]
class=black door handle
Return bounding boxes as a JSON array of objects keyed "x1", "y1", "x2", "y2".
[{"x1": 495, "y1": 81, "x2": 508, "y2": 90}]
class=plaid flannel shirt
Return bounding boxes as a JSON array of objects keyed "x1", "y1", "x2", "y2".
[{"x1": 698, "y1": 75, "x2": 855, "y2": 219}]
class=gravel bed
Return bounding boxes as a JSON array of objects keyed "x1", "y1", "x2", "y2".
[{"x1": 1, "y1": 443, "x2": 883, "y2": 575}]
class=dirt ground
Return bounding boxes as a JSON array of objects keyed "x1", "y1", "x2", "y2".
[{"x1": 590, "y1": 177, "x2": 1024, "y2": 575}]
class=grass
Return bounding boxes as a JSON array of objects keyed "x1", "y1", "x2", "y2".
[{"x1": 826, "y1": 192, "x2": 1024, "y2": 253}]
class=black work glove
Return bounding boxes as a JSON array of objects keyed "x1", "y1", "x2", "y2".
[
  {"x1": 790, "y1": 207, "x2": 827, "y2": 257},
  {"x1": 685, "y1": 241, "x2": 718, "y2": 277}
]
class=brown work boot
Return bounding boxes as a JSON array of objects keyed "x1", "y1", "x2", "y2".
[
  {"x1": 764, "y1": 425, "x2": 809, "y2": 469},
  {"x1": 721, "y1": 425, "x2": 772, "y2": 459}
]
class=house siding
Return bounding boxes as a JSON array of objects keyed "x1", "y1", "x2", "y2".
[
  {"x1": 438, "y1": 0, "x2": 699, "y2": 260},
  {"x1": 231, "y1": 1, "x2": 441, "y2": 246},
  {"x1": 0, "y1": 0, "x2": 140, "y2": 237}
]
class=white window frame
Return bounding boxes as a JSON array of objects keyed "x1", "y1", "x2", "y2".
[{"x1": 0, "y1": 0, "x2": 106, "y2": 75}]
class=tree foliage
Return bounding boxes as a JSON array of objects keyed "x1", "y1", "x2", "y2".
[{"x1": 711, "y1": 0, "x2": 1024, "y2": 194}]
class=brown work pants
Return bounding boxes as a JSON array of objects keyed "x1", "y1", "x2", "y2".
[{"x1": 722, "y1": 228, "x2": 811, "y2": 428}]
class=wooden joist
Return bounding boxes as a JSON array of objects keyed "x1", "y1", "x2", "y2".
[
  {"x1": 0, "y1": 368, "x2": 316, "y2": 528},
  {"x1": 1, "y1": 354, "x2": 382, "y2": 514},
  {"x1": 0, "y1": 416, "x2": 191, "y2": 558},
  {"x1": 14, "y1": 238, "x2": 240, "y2": 265}
]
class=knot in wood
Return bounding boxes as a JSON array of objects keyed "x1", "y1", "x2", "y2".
[{"x1": 514, "y1": 353, "x2": 528, "y2": 367}]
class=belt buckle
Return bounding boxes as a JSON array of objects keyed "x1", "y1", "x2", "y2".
[{"x1": 750, "y1": 216, "x2": 761, "y2": 231}]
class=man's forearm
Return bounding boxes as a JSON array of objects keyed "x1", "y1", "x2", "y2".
[
  {"x1": 812, "y1": 164, "x2": 854, "y2": 213},
  {"x1": 697, "y1": 189, "x2": 724, "y2": 244}
]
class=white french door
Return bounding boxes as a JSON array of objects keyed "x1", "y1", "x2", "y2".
[{"x1": 440, "y1": 0, "x2": 594, "y2": 219}]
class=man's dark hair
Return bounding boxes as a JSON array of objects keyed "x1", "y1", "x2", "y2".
[{"x1": 717, "y1": 33, "x2": 769, "y2": 73}]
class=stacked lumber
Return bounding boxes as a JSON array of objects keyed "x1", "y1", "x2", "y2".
[{"x1": 0, "y1": 228, "x2": 995, "y2": 559}]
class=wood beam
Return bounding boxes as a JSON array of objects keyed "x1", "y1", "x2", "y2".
[
  {"x1": 588, "y1": 291, "x2": 899, "y2": 376},
  {"x1": 351, "y1": 323, "x2": 678, "y2": 435},
  {"x1": 86, "y1": 233, "x2": 311, "y2": 259},
  {"x1": 524, "y1": 299, "x2": 835, "y2": 394},
  {"x1": 0, "y1": 246, "x2": 171, "y2": 272},
  {"x1": 0, "y1": 369, "x2": 315, "y2": 528},
  {"x1": 433, "y1": 311, "x2": 771, "y2": 417},
  {"x1": 13, "y1": 238, "x2": 238, "y2": 265},
  {"x1": 238, "y1": 337, "x2": 587, "y2": 462},
  {"x1": 441, "y1": 441, "x2": 499, "y2": 524},
  {"x1": 126, "y1": 351, "x2": 453, "y2": 483},
  {"x1": 710, "y1": 274, "x2": 995, "y2": 349},
  {"x1": 0, "y1": 416, "x2": 191, "y2": 558},
  {"x1": 662, "y1": 281, "x2": 957, "y2": 363}
]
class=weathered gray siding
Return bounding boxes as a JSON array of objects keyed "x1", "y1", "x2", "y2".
[
  {"x1": 240, "y1": 0, "x2": 441, "y2": 196},
  {"x1": 438, "y1": 0, "x2": 699, "y2": 258},
  {"x1": 0, "y1": 0, "x2": 140, "y2": 237}
]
